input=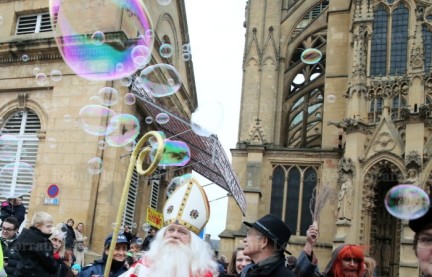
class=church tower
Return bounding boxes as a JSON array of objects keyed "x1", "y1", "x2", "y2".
[{"x1": 222, "y1": 1, "x2": 431, "y2": 276}]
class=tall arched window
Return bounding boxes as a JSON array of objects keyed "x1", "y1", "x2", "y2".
[
  {"x1": 0, "y1": 110, "x2": 40, "y2": 204},
  {"x1": 370, "y1": 3, "x2": 409, "y2": 76},
  {"x1": 390, "y1": 4, "x2": 408, "y2": 75},
  {"x1": 422, "y1": 25, "x2": 432, "y2": 72},
  {"x1": 370, "y1": 5, "x2": 388, "y2": 76},
  {"x1": 270, "y1": 166, "x2": 285, "y2": 218},
  {"x1": 270, "y1": 165, "x2": 318, "y2": 236}
]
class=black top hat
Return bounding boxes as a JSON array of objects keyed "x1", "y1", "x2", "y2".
[
  {"x1": 243, "y1": 214, "x2": 292, "y2": 255},
  {"x1": 409, "y1": 207, "x2": 432, "y2": 233}
]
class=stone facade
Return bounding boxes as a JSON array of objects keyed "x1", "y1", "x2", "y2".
[
  {"x1": 222, "y1": 1, "x2": 432, "y2": 276},
  {"x1": 0, "y1": 0, "x2": 195, "y2": 254}
]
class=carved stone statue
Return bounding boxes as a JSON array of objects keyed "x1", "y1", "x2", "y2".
[
  {"x1": 404, "y1": 168, "x2": 418, "y2": 184},
  {"x1": 337, "y1": 174, "x2": 353, "y2": 221}
]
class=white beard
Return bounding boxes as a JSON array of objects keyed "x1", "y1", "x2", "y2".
[{"x1": 141, "y1": 239, "x2": 194, "y2": 277}]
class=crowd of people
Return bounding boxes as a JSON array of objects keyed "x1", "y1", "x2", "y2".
[{"x1": 1, "y1": 187, "x2": 431, "y2": 276}]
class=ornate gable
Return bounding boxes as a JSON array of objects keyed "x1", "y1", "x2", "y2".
[{"x1": 364, "y1": 117, "x2": 404, "y2": 160}]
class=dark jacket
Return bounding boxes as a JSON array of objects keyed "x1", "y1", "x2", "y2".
[
  {"x1": 1, "y1": 235, "x2": 20, "y2": 276},
  {"x1": 65, "y1": 224, "x2": 76, "y2": 250},
  {"x1": 240, "y1": 255, "x2": 295, "y2": 277},
  {"x1": 0, "y1": 201, "x2": 13, "y2": 221},
  {"x1": 13, "y1": 226, "x2": 59, "y2": 277},
  {"x1": 11, "y1": 204, "x2": 26, "y2": 227},
  {"x1": 78, "y1": 253, "x2": 127, "y2": 277}
]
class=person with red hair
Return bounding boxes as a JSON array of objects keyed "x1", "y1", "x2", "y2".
[
  {"x1": 295, "y1": 225, "x2": 365, "y2": 277},
  {"x1": 323, "y1": 244, "x2": 365, "y2": 277}
]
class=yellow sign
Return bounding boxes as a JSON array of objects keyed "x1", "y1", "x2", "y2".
[{"x1": 146, "y1": 206, "x2": 163, "y2": 229}]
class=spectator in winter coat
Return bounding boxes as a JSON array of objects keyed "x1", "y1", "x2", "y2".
[
  {"x1": 241, "y1": 214, "x2": 296, "y2": 277},
  {"x1": 11, "y1": 197, "x2": 26, "y2": 228},
  {"x1": 13, "y1": 211, "x2": 59, "y2": 277},
  {"x1": 0, "y1": 199, "x2": 14, "y2": 222},
  {"x1": 64, "y1": 219, "x2": 76, "y2": 251},
  {"x1": 78, "y1": 233, "x2": 129, "y2": 277},
  {"x1": 1, "y1": 216, "x2": 20, "y2": 275}
]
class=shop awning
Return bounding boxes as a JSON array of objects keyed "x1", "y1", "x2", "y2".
[{"x1": 132, "y1": 83, "x2": 246, "y2": 215}]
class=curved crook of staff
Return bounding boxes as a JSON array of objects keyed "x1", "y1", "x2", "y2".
[{"x1": 104, "y1": 131, "x2": 164, "y2": 277}]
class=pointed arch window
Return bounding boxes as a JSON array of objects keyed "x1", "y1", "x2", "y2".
[
  {"x1": 390, "y1": 4, "x2": 408, "y2": 75},
  {"x1": 370, "y1": 5, "x2": 388, "y2": 76},
  {"x1": 270, "y1": 165, "x2": 318, "y2": 236},
  {"x1": 370, "y1": 4, "x2": 409, "y2": 76},
  {"x1": 422, "y1": 25, "x2": 432, "y2": 72},
  {"x1": 369, "y1": 96, "x2": 383, "y2": 123},
  {"x1": 391, "y1": 95, "x2": 407, "y2": 120},
  {"x1": 0, "y1": 110, "x2": 40, "y2": 206}
]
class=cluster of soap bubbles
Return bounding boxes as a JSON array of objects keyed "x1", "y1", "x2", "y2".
[
  {"x1": 41, "y1": 0, "x2": 228, "y2": 178},
  {"x1": 33, "y1": 67, "x2": 63, "y2": 86}
]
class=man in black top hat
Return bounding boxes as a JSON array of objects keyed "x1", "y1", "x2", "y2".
[
  {"x1": 240, "y1": 214, "x2": 295, "y2": 277},
  {"x1": 409, "y1": 208, "x2": 432, "y2": 277}
]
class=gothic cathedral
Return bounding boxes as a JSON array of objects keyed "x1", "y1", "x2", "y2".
[{"x1": 221, "y1": 1, "x2": 432, "y2": 276}]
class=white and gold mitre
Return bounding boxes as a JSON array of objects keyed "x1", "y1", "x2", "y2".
[{"x1": 163, "y1": 177, "x2": 210, "y2": 234}]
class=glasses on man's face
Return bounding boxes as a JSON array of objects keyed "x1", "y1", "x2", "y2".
[
  {"x1": 1, "y1": 227, "x2": 16, "y2": 232},
  {"x1": 418, "y1": 236, "x2": 432, "y2": 249}
]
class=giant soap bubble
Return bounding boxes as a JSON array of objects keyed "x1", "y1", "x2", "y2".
[
  {"x1": 385, "y1": 184, "x2": 430, "y2": 220},
  {"x1": 49, "y1": 0, "x2": 154, "y2": 80}
]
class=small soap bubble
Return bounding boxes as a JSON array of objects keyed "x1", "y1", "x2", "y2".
[
  {"x1": 21, "y1": 54, "x2": 30, "y2": 62},
  {"x1": 47, "y1": 137, "x2": 57, "y2": 149},
  {"x1": 148, "y1": 131, "x2": 166, "y2": 146},
  {"x1": 327, "y1": 95, "x2": 336, "y2": 103},
  {"x1": 63, "y1": 114, "x2": 72, "y2": 123},
  {"x1": 105, "y1": 114, "x2": 140, "y2": 147},
  {"x1": 123, "y1": 140, "x2": 136, "y2": 152},
  {"x1": 182, "y1": 53, "x2": 191, "y2": 61},
  {"x1": 384, "y1": 184, "x2": 430, "y2": 220},
  {"x1": 150, "y1": 139, "x2": 190, "y2": 166},
  {"x1": 91, "y1": 31, "x2": 105, "y2": 45},
  {"x1": 155, "y1": 113, "x2": 170, "y2": 124},
  {"x1": 139, "y1": 64, "x2": 182, "y2": 97},
  {"x1": 98, "y1": 87, "x2": 119, "y2": 106},
  {"x1": 145, "y1": 116, "x2": 153, "y2": 124},
  {"x1": 166, "y1": 173, "x2": 192, "y2": 198},
  {"x1": 159, "y1": 43, "x2": 173, "y2": 58},
  {"x1": 35, "y1": 73, "x2": 48, "y2": 86},
  {"x1": 87, "y1": 157, "x2": 103, "y2": 174},
  {"x1": 33, "y1": 67, "x2": 40, "y2": 75},
  {"x1": 79, "y1": 105, "x2": 116, "y2": 136},
  {"x1": 120, "y1": 76, "x2": 132, "y2": 87},
  {"x1": 124, "y1": 93, "x2": 136, "y2": 105},
  {"x1": 301, "y1": 48, "x2": 322, "y2": 64},
  {"x1": 50, "y1": 69, "x2": 63, "y2": 82},
  {"x1": 97, "y1": 140, "x2": 106, "y2": 150}
]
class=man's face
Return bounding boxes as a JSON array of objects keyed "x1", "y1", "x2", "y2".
[
  {"x1": 105, "y1": 243, "x2": 128, "y2": 262},
  {"x1": 15, "y1": 198, "x2": 22, "y2": 205},
  {"x1": 1, "y1": 221, "x2": 17, "y2": 240},
  {"x1": 416, "y1": 229, "x2": 432, "y2": 277},
  {"x1": 340, "y1": 257, "x2": 361, "y2": 277},
  {"x1": 243, "y1": 227, "x2": 265, "y2": 258},
  {"x1": 67, "y1": 220, "x2": 74, "y2": 227},
  {"x1": 164, "y1": 224, "x2": 191, "y2": 244}
]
